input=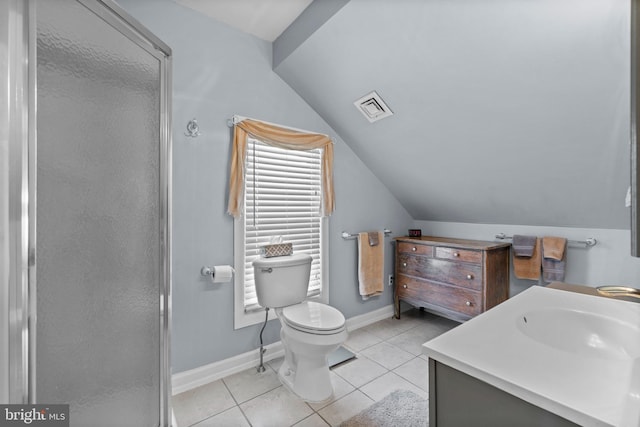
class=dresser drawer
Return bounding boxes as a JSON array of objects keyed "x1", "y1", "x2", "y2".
[
  {"x1": 397, "y1": 253, "x2": 421, "y2": 275},
  {"x1": 397, "y1": 254, "x2": 482, "y2": 291},
  {"x1": 396, "y1": 275, "x2": 482, "y2": 317},
  {"x1": 397, "y1": 242, "x2": 433, "y2": 256},
  {"x1": 435, "y1": 246, "x2": 482, "y2": 264}
]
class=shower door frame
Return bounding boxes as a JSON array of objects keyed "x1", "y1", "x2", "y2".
[
  {"x1": 2, "y1": 0, "x2": 31, "y2": 405},
  {"x1": 2, "y1": 0, "x2": 173, "y2": 424}
]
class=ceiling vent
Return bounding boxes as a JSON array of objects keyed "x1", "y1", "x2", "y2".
[{"x1": 353, "y1": 91, "x2": 393, "y2": 123}]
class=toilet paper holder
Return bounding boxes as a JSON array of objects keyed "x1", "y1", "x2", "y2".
[
  {"x1": 201, "y1": 266, "x2": 215, "y2": 277},
  {"x1": 201, "y1": 265, "x2": 235, "y2": 282}
]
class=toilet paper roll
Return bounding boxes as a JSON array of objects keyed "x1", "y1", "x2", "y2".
[{"x1": 210, "y1": 265, "x2": 234, "y2": 283}]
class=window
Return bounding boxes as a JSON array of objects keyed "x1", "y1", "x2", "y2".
[{"x1": 234, "y1": 137, "x2": 328, "y2": 329}]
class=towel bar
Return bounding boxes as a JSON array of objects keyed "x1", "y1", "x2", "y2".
[
  {"x1": 495, "y1": 233, "x2": 597, "y2": 247},
  {"x1": 342, "y1": 229, "x2": 392, "y2": 240}
]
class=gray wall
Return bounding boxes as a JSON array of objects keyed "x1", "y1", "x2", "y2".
[{"x1": 117, "y1": 0, "x2": 412, "y2": 374}]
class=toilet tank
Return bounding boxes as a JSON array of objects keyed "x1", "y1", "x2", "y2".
[{"x1": 252, "y1": 254, "x2": 312, "y2": 308}]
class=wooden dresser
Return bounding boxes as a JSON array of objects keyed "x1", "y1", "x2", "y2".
[{"x1": 394, "y1": 236, "x2": 511, "y2": 321}]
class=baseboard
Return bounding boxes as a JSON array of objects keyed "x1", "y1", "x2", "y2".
[
  {"x1": 171, "y1": 304, "x2": 395, "y2": 396},
  {"x1": 171, "y1": 341, "x2": 284, "y2": 395},
  {"x1": 345, "y1": 303, "x2": 396, "y2": 331}
]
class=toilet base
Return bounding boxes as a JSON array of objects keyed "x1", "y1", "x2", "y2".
[
  {"x1": 278, "y1": 358, "x2": 334, "y2": 403},
  {"x1": 276, "y1": 324, "x2": 348, "y2": 403}
]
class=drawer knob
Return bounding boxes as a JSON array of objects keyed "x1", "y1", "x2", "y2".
[
  {"x1": 466, "y1": 301, "x2": 472, "y2": 306},
  {"x1": 412, "y1": 247, "x2": 417, "y2": 252},
  {"x1": 403, "y1": 284, "x2": 408, "y2": 289},
  {"x1": 402, "y1": 262, "x2": 407, "y2": 267},
  {"x1": 453, "y1": 252, "x2": 460, "y2": 257},
  {"x1": 466, "y1": 274, "x2": 473, "y2": 280}
]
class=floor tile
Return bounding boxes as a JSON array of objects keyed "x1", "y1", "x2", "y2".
[
  {"x1": 390, "y1": 310, "x2": 431, "y2": 329},
  {"x1": 393, "y1": 356, "x2": 430, "y2": 391},
  {"x1": 332, "y1": 355, "x2": 387, "y2": 388},
  {"x1": 240, "y1": 386, "x2": 314, "y2": 427},
  {"x1": 359, "y1": 371, "x2": 428, "y2": 402},
  {"x1": 172, "y1": 380, "x2": 236, "y2": 427},
  {"x1": 359, "y1": 341, "x2": 415, "y2": 370},
  {"x1": 343, "y1": 328, "x2": 382, "y2": 352},
  {"x1": 192, "y1": 406, "x2": 250, "y2": 427},
  {"x1": 387, "y1": 326, "x2": 436, "y2": 356},
  {"x1": 422, "y1": 312, "x2": 460, "y2": 330},
  {"x1": 400, "y1": 309, "x2": 459, "y2": 330},
  {"x1": 172, "y1": 308, "x2": 459, "y2": 427},
  {"x1": 293, "y1": 413, "x2": 331, "y2": 427},
  {"x1": 361, "y1": 317, "x2": 415, "y2": 340},
  {"x1": 222, "y1": 365, "x2": 282, "y2": 403},
  {"x1": 317, "y1": 390, "x2": 374, "y2": 427},
  {"x1": 267, "y1": 355, "x2": 284, "y2": 372}
]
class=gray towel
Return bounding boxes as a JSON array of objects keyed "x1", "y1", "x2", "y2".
[
  {"x1": 542, "y1": 258, "x2": 566, "y2": 283},
  {"x1": 368, "y1": 231, "x2": 379, "y2": 247},
  {"x1": 542, "y1": 236, "x2": 567, "y2": 283},
  {"x1": 512, "y1": 235, "x2": 536, "y2": 257}
]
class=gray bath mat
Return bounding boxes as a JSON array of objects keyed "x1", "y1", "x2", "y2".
[
  {"x1": 328, "y1": 346, "x2": 356, "y2": 368},
  {"x1": 340, "y1": 389, "x2": 428, "y2": 427}
]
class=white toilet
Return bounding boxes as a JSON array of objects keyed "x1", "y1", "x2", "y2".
[{"x1": 253, "y1": 253, "x2": 348, "y2": 402}]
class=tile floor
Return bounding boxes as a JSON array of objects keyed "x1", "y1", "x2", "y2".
[{"x1": 172, "y1": 309, "x2": 459, "y2": 427}]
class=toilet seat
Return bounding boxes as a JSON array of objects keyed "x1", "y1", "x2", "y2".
[{"x1": 281, "y1": 301, "x2": 346, "y2": 335}]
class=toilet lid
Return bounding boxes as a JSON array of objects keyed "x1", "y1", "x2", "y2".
[{"x1": 281, "y1": 301, "x2": 345, "y2": 333}]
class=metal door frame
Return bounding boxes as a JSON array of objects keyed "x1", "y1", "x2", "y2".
[
  {"x1": 632, "y1": 0, "x2": 639, "y2": 257},
  {"x1": 2, "y1": 1, "x2": 172, "y2": 425},
  {"x1": 2, "y1": 0, "x2": 31, "y2": 405}
]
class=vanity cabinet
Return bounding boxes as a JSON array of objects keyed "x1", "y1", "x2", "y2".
[
  {"x1": 429, "y1": 360, "x2": 580, "y2": 427},
  {"x1": 394, "y1": 236, "x2": 510, "y2": 321}
]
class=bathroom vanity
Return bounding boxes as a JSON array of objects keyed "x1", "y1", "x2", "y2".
[
  {"x1": 393, "y1": 236, "x2": 510, "y2": 321},
  {"x1": 423, "y1": 286, "x2": 640, "y2": 427}
]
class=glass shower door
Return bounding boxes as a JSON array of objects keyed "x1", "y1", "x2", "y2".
[{"x1": 32, "y1": 0, "x2": 171, "y2": 425}]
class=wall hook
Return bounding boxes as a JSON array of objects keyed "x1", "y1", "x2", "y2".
[{"x1": 185, "y1": 118, "x2": 201, "y2": 137}]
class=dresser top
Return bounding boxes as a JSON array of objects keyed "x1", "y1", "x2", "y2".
[{"x1": 394, "y1": 235, "x2": 511, "y2": 250}]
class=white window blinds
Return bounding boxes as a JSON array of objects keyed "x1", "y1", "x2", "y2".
[{"x1": 242, "y1": 138, "x2": 323, "y2": 312}]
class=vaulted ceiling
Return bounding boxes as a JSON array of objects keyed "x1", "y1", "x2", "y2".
[
  {"x1": 185, "y1": 0, "x2": 632, "y2": 229},
  {"x1": 173, "y1": 0, "x2": 312, "y2": 41}
]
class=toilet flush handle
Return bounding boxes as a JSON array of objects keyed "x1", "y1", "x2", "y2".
[{"x1": 261, "y1": 268, "x2": 273, "y2": 273}]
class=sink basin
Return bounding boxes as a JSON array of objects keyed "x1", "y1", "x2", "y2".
[{"x1": 516, "y1": 307, "x2": 640, "y2": 360}]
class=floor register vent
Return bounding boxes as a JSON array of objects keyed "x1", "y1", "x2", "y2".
[{"x1": 353, "y1": 91, "x2": 393, "y2": 123}]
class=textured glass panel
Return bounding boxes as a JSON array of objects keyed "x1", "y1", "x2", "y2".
[{"x1": 36, "y1": 1, "x2": 161, "y2": 425}]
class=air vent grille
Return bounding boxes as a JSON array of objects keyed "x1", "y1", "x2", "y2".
[{"x1": 354, "y1": 91, "x2": 393, "y2": 123}]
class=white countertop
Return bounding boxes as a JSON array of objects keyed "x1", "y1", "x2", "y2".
[{"x1": 422, "y1": 286, "x2": 640, "y2": 427}]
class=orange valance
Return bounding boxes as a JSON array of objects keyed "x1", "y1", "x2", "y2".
[{"x1": 227, "y1": 119, "x2": 335, "y2": 217}]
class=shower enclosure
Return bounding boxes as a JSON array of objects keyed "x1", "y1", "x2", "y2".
[{"x1": 1, "y1": 0, "x2": 172, "y2": 425}]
